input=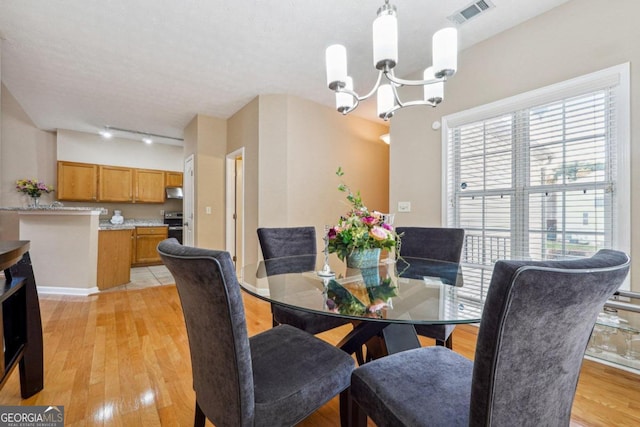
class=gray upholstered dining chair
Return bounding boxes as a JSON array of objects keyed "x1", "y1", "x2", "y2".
[
  {"x1": 395, "y1": 227, "x2": 465, "y2": 349},
  {"x1": 348, "y1": 249, "x2": 630, "y2": 427},
  {"x1": 257, "y1": 226, "x2": 352, "y2": 334},
  {"x1": 157, "y1": 239, "x2": 355, "y2": 427}
]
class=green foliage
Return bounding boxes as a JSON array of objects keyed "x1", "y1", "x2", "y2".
[{"x1": 327, "y1": 168, "x2": 399, "y2": 261}]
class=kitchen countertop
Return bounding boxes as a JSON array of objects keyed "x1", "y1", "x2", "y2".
[
  {"x1": 99, "y1": 219, "x2": 167, "y2": 230},
  {"x1": 0, "y1": 206, "x2": 101, "y2": 212}
]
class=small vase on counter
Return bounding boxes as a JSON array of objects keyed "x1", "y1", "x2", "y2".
[{"x1": 30, "y1": 196, "x2": 41, "y2": 208}]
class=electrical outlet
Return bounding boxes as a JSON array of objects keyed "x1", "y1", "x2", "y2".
[
  {"x1": 398, "y1": 201, "x2": 411, "y2": 212},
  {"x1": 160, "y1": 209, "x2": 165, "y2": 216},
  {"x1": 100, "y1": 208, "x2": 108, "y2": 215}
]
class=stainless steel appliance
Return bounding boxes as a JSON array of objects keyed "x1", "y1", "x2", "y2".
[
  {"x1": 164, "y1": 211, "x2": 183, "y2": 244},
  {"x1": 166, "y1": 187, "x2": 183, "y2": 199}
]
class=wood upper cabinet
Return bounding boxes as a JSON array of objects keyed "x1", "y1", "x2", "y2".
[
  {"x1": 57, "y1": 161, "x2": 175, "y2": 204},
  {"x1": 134, "y1": 169, "x2": 165, "y2": 203},
  {"x1": 99, "y1": 166, "x2": 133, "y2": 202},
  {"x1": 57, "y1": 161, "x2": 98, "y2": 201},
  {"x1": 165, "y1": 171, "x2": 183, "y2": 187}
]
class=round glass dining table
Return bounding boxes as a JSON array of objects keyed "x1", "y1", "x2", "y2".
[{"x1": 240, "y1": 254, "x2": 483, "y2": 359}]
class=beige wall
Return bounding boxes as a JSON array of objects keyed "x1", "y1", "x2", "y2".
[
  {"x1": 390, "y1": 0, "x2": 640, "y2": 288},
  {"x1": 226, "y1": 94, "x2": 388, "y2": 266},
  {"x1": 183, "y1": 114, "x2": 227, "y2": 249},
  {"x1": 256, "y1": 95, "x2": 389, "y2": 262},
  {"x1": 227, "y1": 97, "x2": 259, "y2": 266},
  {"x1": 1, "y1": 84, "x2": 57, "y2": 208}
]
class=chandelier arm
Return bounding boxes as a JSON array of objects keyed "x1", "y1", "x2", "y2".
[
  {"x1": 335, "y1": 70, "x2": 384, "y2": 101},
  {"x1": 389, "y1": 81, "x2": 406, "y2": 108},
  {"x1": 384, "y1": 70, "x2": 447, "y2": 87},
  {"x1": 381, "y1": 99, "x2": 438, "y2": 120}
]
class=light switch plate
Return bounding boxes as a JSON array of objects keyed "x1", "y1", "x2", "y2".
[
  {"x1": 398, "y1": 201, "x2": 411, "y2": 212},
  {"x1": 205, "y1": 206, "x2": 212, "y2": 214}
]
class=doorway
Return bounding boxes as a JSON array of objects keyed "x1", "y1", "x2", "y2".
[{"x1": 226, "y1": 148, "x2": 245, "y2": 273}]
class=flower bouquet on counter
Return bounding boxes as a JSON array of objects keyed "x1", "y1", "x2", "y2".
[
  {"x1": 16, "y1": 179, "x2": 54, "y2": 197},
  {"x1": 327, "y1": 167, "x2": 400, "y2": 262}
]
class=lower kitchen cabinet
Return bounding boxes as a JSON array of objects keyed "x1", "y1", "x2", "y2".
[
  {"x1": 97, "y1": 229, "x2": 133, "y2": 290},
  {"x1": 132, "y1": 226, "x2": 168, "y2": 266}
]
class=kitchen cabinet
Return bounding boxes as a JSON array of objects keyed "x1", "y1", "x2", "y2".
[
  {"x1": 132, "y1": 226, "x2": 167, "y2": 266},
  {"x1": 99, "y1": 165, "x2": 133, "y2": 202},
  {"x1": 165, "y1": 171, "x2": 183, "y2": 187},
  {"x1": 57, "y1": 161, "x2": 98, "y2": 201},
  {"x1": 56, "y1": 161, "x2": 175, "y2": 204},
  {"x1": 97, "y1": 229, "x2": 133, "y2": 289},
  {"x1": 134, "y1": 169, "x2": 165, "y2": 203}
]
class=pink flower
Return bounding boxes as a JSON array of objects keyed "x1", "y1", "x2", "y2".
[
  {"x1": 362, "y1": 216, "x2": 377, "y2": 226},
  {"x1": 369, "y1": 226, "x2": 389, "y2": 241},
  {"x1": 327, "y1": 227, "x2": 338, "y2": 240},
  {"x1": 382, "y1": 223, "x2": 393, "y2": 231}
]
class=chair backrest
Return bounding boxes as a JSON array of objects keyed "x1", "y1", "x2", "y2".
[
  {"x1": 469, "y1": 249, "x2": 630, "y2": 426},
  {"x1": 157, "y1": 238, "x2": 255, "y2": 426},
  {"x1": 396, "y1": 227, "x2": 465, "y2": 263},
  {"x1": 257, "y1": 226, "x2": 317, "y2": 259}
]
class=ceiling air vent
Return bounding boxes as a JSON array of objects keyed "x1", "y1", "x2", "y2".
[{"x1": 448, "y1": 0, "x2": 495, "y2": 25}]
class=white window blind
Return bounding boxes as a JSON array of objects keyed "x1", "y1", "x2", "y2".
[{"x1": 443, "y1": 64, "x2": 630, "y2": 301}]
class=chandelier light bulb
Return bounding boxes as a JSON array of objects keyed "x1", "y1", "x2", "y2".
[
  {"x1": 325, "y1": 44, "x2": 348, "y2": 90},
  {"x1": 433, "y1": 27, "x2": 458, "y2": 78},
  {"x1": 336, "y1": 77, "x2": 355, "y2": 113},
  {"x1": 372, "y1": 11, "x2": 398, "y2": 70},
  {"x1": 377, "y1": 84, "x2": 394, "y2": 119}
]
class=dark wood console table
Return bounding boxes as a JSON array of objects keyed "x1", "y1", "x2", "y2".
[{"x1": 0, "y1": 241, "x2": 44, "y2": 398}]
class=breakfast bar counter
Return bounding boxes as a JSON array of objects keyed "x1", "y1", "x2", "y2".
[{"x1": 0, "y1": 207, "x2": 102, "y2": 294}]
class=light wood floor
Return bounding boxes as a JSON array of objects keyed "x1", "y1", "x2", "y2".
[{"x1": 0, "y1": 285, "x2": 639, "y2": 426}]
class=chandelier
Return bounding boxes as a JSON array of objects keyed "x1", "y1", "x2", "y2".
[{"x1": 325, "y1": 0, "x2": 458, "y2": 120}]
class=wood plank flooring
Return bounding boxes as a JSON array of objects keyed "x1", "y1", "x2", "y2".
[{"x1": 0, "y1": 284, "x2": 638, "y2": 426}]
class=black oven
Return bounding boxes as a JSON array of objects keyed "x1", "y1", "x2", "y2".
[{"x1": 164, "y1": 211, "x2": 183, "y2": 244}]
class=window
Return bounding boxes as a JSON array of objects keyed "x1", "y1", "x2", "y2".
[{"x1": 442, "y1": 64, "x2": 630, "y2": 301}]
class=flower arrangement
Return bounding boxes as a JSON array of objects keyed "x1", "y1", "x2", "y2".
[
  {"x1": 15, "y1": 179, "x2": 55, "y2": 198},
  {"x1": 327, "y1": 167, "x2": 399, "y2": 261}
]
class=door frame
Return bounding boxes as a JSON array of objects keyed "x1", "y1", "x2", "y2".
[{"x1": 225, "y1": 147, "x2": 245, "y2": 270}]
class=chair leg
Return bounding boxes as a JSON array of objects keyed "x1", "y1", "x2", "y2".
[
  {"x1": 347, "y1": 392, "x2": 368, "y2": 427},
  {"x1": 445, "y1": 335, "x2": 453, "y2": 349},
  {"x1": 340, "y1": 389, "x2": 350, "y2": 427},
  {"x1": 194, "y1": 400, "x2": 206, "y2": 427}
]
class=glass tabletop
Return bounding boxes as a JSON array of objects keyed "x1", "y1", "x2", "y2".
[{"x1": 239, "y1": 254, "x2": 483, "y2": 325}]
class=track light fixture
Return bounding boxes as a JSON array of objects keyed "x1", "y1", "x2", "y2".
[{"x1": 99, "y1": 126, "x2": 183, "y2": 143}]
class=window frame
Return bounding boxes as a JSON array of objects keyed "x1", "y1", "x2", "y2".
[{"x1": 441, "y1": 63, "x2": 630, "y2": 290}]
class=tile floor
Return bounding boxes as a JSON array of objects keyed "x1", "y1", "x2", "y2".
[{"x1": 99, "y1": 265, "x2": 175, "y2": 293}]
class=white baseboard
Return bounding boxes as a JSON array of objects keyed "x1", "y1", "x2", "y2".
[{"x1": 37, "y1": 286, "x2": 100, "y2": 296}]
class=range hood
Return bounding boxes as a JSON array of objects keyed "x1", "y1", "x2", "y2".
[{"x1": 166, "y1": 186, "x2": 183, "y2": 199}]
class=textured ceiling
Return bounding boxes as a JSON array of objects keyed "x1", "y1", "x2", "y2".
[{"x1": 0, "y1": 0, "x2": 570, "y2": 145}]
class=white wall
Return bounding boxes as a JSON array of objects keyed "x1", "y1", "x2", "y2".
[{"x1": 57, "y1": 129, "x2": 183, "y2": 171}]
